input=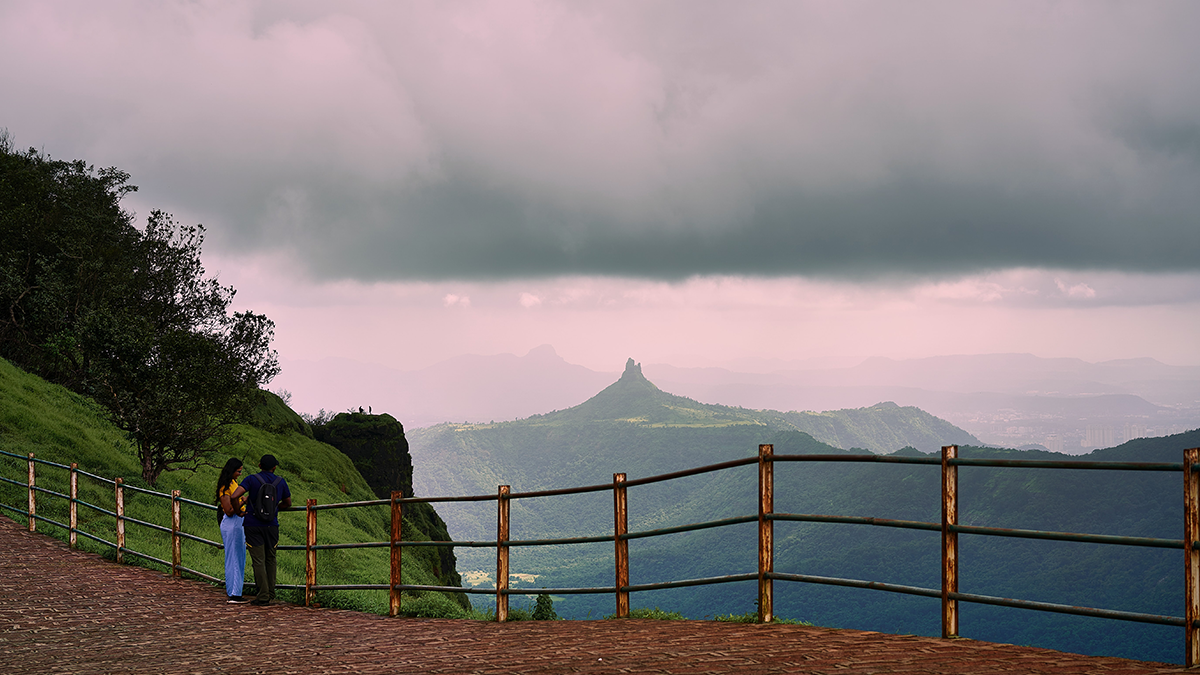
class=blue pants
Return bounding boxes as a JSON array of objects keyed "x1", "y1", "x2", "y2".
[{"x1": 220, "y1": 514, "x2": 246, "y2": 598}]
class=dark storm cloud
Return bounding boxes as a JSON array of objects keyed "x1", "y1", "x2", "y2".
[
  {"x1": 3, "y1": 1, "x2": 1198, "y2": 281},
  {"x1": 281, "y1": 171, "x2": 1198, "y2": 281}
]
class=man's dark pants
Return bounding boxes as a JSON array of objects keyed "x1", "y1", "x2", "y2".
[{"x1": 245, "y1": 525, "x2": 279, "y2": 604}]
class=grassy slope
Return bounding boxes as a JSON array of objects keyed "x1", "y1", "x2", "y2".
[{"x1": 0, "y1": 356, "x2": 468, "y2": 617}]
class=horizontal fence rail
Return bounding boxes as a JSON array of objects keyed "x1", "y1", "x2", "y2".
[{"x1": 3, "y1": 445, "x2": 1200, "y2": 665}]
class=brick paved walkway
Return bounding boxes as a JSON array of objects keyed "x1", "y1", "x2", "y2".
[{"x1": 0, "y1": 516, "x2": 1187, "y2": 674}]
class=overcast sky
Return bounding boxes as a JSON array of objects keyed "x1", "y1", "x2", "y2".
[{"x1": 3, "y1": 1, "x2": 1198, "y2": 384}]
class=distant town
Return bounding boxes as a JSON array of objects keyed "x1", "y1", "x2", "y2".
[{"x1": 962, "y1": 412, "x2": 1196, "y2": 453}]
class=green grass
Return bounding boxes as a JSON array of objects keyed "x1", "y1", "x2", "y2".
[
  {"x1": 711, "y1": 611, "x2": 811, "y2": 625},
  {"x1": 602, "y1": 606, "x2": 810, "y2": 624},
  {"x1": 466, "y1": 594, "x2": 560, "y2": 621},
  {"x1": 0, "y1": 357, "x2": 469, "y2": 617},
  {"x1": 606, "y1": 607, "x2": 687, "y2": 620}
]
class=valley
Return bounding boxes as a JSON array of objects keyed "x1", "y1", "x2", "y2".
[{"x1": 406, "y1": 358, "x2": 1199, "y2": 664}]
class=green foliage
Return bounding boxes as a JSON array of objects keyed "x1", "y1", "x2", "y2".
[
  {"x1": 312, "y1": 410, "x2": 467, "y2": 606},
  {"x1": 607, "y1": 607, "x2": 686, "y2": 620},
  {"x1": 471, "y1": 361, "x2": 975, "y2": 452},
  {"x1": 397, "y1": 592, "x2": 475, "y2": 619},
  {"x1": 407, "y1": 361, "x2": 924, "y2": 580},
  {"x1": 759, "y1": 401, "x2": 977, "y2": 455},
  {"x1": 407, "y1": 358, "x2": 1198, "y2": 663},
  {"x1": 250, "y1": 390, "x2": 313, "y2": 438},
  {"x1": 0, "y1": 357, "x2": 469, "y2": 616},
  {"x1": 0, "y1": 130, "x2": 139, "y2": 386},
  {"x1": 532, "y1": 593, "x2": 558, "y2": 620},
  {"x1": 709, "y1": 611, "x2": 759, "y2": 623},
  {"x1": 711, "y1": 611, "x2": 810, "y2": 625},
  {"x1": 504, "y1": 606, "x2": 534, "y2": 621},
  {"x1": 0, "y1": 142, "x2": 279, "y2": 484},
  {"x1": 314, "y1": 412, "x2": 413, "y2": 498},
  {"x1": 459, "y1": 595, "x2": 560, "y2": 621}
]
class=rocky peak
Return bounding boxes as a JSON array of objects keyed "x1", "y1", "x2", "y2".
[{"x1": 620, "y1": 358, "x2": 644, "y2": 381}]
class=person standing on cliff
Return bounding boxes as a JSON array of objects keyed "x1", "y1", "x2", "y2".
[{"x1": 230, "y1": 454, "x2": 292, "y2": 606}]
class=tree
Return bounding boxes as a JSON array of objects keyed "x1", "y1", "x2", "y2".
[
  {"x1": 88, "y1": 212, "x2": 280, "y2": 484},
  {"x1": 0, "y1": 134, "x2": 279, "y2": 484},
  {"x1": 532, "y1": 594, "x2": 558, "y2": 620},
  {"x1": 0, "y1": 130, "x2": 141, "y2": 387}
]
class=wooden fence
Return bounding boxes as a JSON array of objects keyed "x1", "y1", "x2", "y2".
[{"x1": 3, "y1": 445, "x2": 1199, "y2": 665}]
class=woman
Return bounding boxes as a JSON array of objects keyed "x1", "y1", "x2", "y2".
[{"x1": 215, "y1": 457, "x2": 249, "y2": 603}]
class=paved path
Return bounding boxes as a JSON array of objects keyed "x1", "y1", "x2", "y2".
[{"x1": 0, "y1": 516, "x2": 1188, "y2": 674}]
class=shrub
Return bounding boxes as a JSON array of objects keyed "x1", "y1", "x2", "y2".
[
  {"x1": 401, "y1": 592, "x2": 472, "y2": 619},
  {"x1": 606, "y1": 607, "x2": 686, "y2": 620},
  {"x1": 532, "y1": 594, "x2": 558, "y2": 620},
  {"x1": 712, "y1": 611, "x2": 811, "y2": 625}
]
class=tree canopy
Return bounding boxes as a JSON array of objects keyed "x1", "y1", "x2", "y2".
[{"x1": 0, "y1": 131, "x2": 279, "y2": 484}]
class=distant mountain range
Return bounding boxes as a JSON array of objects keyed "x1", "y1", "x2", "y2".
[
  {"x1": 408, "y1": 358, "x2": 980, "y2": 581},
  {"x1": 408, "y1": 358, "x2": 978, "y2": 555},
  {"x1": 274, "y1": 346, "x2": 1200, "y2": 452}
]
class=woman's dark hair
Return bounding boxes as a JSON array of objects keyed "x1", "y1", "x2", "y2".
[{"x1": 215, "y1": 457, "x2": 244, "y2": 503}]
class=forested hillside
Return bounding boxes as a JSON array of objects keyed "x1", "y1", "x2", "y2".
[
  {"x1": 1, "y1": 136, "x2": 471, "y2": 616},
  {"x1": 0, "y1": 136, "x2": 278, "y2": 485},
  {"x1": 411, "y1": 359, "x2": 975, "y2": 498},
  {"x1": 0, "y1": 356, "x2": 469, "y2": 616},
  {"x1": 410, "y1": 359, "x2": 977, "y2": 546},
  {"x1": 409, "y1": 358, "x2": 1199, "y2": 663}
]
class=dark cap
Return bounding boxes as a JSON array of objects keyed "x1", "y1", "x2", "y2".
[{"x1": 259, "y1": 454, "x2": 279, "y2": 470}]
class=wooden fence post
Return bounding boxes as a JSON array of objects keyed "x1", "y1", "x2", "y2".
[
  {"x1": 390, "y1": 491, "x2": 403, "y2": 617},
  {"x1": 759, "y1": 444, "x2": 774, "y2": 623},
  {"x1": 496, "y1": 485, "x2": 510, "y2": 622},
  {"x1": 115, "y1": 478, "x2": 125, "y2": 564},
  {"x1": 69, "y1": 463, "x2": 78, "y2": 549},
  {"x1": 614, "y1": 473, "x2": 629, "y2": 618},
  {"x1": 1185, "y1": 447, "x2": 1200, "y2": 667},
  {"x1": 941, "y1": 445, "x2": 959, "y2": 638},
  {"x1": 305, "y1": 498, "x2": 317, "y2": 607},
  {"x1": 27, "y1": 453, "x2": 35, "y2": 533},
  {"x1": 170, "y1": 490, "x2": 182, "y2": 577}
]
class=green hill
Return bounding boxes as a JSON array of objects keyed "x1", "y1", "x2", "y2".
[
  {"x1": 408, "y1": 358, "x2": 1198, "y2": 663},
  {"x1": 506, "y1": 359, "x2": 977, "y2": 449},
  {"x1": 759, "y1": 402, "x2": 974, "y2": 454},
  {"x1": 410, "y1": 358, "x2": 978, "y2": 550},
  {"x1": 0, "y1": 356, "x2": 469, "y2": 617},
  {"x1": 545, "y1": 359, "x2": 761, "y2": 427}
]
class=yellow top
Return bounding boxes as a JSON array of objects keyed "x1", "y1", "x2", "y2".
[{"x1": 219, "y1": 480, "x2": 246, "y2": 517}]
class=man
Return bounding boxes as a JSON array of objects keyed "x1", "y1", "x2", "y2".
[{"x1": 231, "y1": 454, "x2": 292, "y2": 606}]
